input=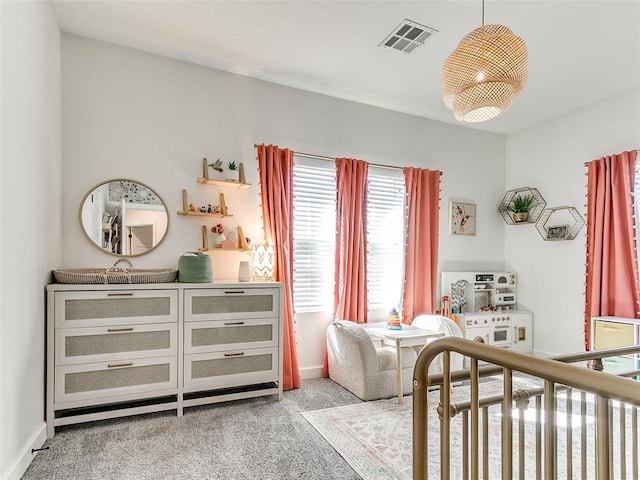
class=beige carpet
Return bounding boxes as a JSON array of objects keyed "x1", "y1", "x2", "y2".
[
  {"x1": 24, "y1": 378, "x2": 362, "y2": 480},
  {"x1": 302, "y1": 377, "x2": 621, "y2": 480}
]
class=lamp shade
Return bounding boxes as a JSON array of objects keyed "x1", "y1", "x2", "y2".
[
  {"x1": 250, "y1": 244, "x2": 275, "y2": 281},
  {"x1": 442, "y1": 24, "x2": 527, "y2": 123}
]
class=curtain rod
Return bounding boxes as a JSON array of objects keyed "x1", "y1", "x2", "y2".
[
  {"x1": 296, "y1": 150, "x2": 403, "y2": 172},
  {"x1": 584, "y1": 150, "x2": 640, "y2": 167},
  {"x1": 253, "y1": 144, "x2": 442, "y2": 175}
]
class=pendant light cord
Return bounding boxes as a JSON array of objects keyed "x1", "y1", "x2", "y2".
[{"x1": 481, "y1": 0, "x2": 485, "y2": 26}]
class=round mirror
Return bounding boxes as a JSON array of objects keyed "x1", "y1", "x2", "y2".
[{"x1": 79, "y1": 179, "x2": 169, "y2": 257}]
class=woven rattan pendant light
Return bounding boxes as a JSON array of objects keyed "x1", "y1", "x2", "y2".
[{"x1": 442, "y1": 0, "x2": 527, "y2": 123}]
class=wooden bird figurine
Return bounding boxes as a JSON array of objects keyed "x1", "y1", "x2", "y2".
[{"x1": 208, "y1": 158, "x2": 223, "y2": 173}]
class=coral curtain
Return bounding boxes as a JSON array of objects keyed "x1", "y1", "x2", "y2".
[
  {"x1": 333, "y1": 158, "x2": 369, "y2": 323},
  {"x1": 401, "y1": 168, "x2": 441, "y2": 324},
  {"x1": 585, "y1": 150, "x2": 639, "y2": 350},
  {"x1": 256, "y1": 144, "x2": 300, "y2": 390}
]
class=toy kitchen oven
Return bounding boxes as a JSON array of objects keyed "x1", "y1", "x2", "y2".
[{"x1": 441, "y1": 271, "x2": 533, "y2": 355}]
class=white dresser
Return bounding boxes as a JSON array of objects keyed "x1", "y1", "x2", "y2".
[{"x1": 46, "y1": 282, "x2": 283, "y2": 438}]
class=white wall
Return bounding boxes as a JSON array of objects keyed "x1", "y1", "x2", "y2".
[
  {"x1": 0, "y1": 2, "x2": 61, "y2": 479},
  {"x1": 61, "y1": 34, "x2": 507, "y2": 376},
  {"x1": 505, "y1": 86, "x2": 640, "y2": 357}
]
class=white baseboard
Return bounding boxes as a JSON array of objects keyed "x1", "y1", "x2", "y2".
[
  {"x1": 533, "y1": 349, "x2": 590, "y2": 368},
  {"x1": 299, "y1": 365, "x2": 324, "y2": 379},
  {"x1": 2, "y1": 422, "x2": 46, "y2": 480},
  {"x1": 533, "y1": 348, "x2": 558, "y2": 358}
]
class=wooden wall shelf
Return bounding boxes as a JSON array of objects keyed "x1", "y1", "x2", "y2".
[
  {"x1": 197, "y1": 177, "x2": 250, "y2": 189},
  {"x1": 197, "y1": 158, "x2": 250, "y2": 188},
  {"x1": 177, "y1": 189, "x2": 232, "y2": 217},
  {"x1": 177, "y1": 211, "x2": 232, "y2": 218},
  {"x1": 199, "y1": 225, "x2": 250, "y2": 252},
  {"x1": 179, "y1": 159, "x2": 252, "y2": 252}
]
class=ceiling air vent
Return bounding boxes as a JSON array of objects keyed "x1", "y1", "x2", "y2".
[{"x1": 380, "y1": 19, "x2": 438, "y2": 54}]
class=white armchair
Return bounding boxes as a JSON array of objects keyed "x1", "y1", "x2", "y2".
[
  {"x1": 411, "y1": 314, "x2": 465, "y2": 374},
  {"x1": 326, "y1": 320, "x2": 417, "y2": 401}
]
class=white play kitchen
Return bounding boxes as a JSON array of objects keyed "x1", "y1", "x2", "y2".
[{"x1": 441, "y1": 271, "x2": 533, "y2": 355}]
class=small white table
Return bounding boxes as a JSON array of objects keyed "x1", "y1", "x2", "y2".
[{"x1": 362, "y1": 322, "x2": 444, "y2": 404}]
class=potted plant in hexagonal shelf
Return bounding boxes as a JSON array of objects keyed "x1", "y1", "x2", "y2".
[{"x1": 506, "y1": 193, "x2": 535, "y2": 223}]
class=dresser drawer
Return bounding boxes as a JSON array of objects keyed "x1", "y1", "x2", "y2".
[
  {"x1": 185, "y1": 318, "x2": 277, "y2": 354},
  {"x1": 55, "y1": 323, "x2": 177, "y2": 366},
  {"x1": 185, "y1": 288, "x2": 279, "y2": 322},
  {"x1": 55, "y1": 356, "x2": 177, "y2": 404},
  {"x1": 593, "y1": 320, "x2": 636, "y2": 350},
  {"x1": 54, "y1": 290, "x2": 178, "y2": 328},
  {"x1": 184, "y1": 347, "x2": 278, "y2": 392},
  {"x1": 602, "y1": 355, "x2": 640, "y2": 375}
]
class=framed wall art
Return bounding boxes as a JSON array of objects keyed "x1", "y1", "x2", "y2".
[
  {"x1": 546, "y1": 225, "x2": 569, "y2": 240},
  {"x1": 449, "y1": 201, "x2": 476, "y2": 236}
]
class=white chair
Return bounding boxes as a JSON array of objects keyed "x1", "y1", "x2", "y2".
[
  {"x1": 326, "y1": 320, "x2": 417, "y2": 401},
  {"x1": 411, "y1": 314, "x2": 465, "y2": 374}
]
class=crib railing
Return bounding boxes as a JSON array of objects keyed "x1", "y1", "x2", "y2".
[{"x1": 413, "y1": 338, "x2": 640, "y2": 479}]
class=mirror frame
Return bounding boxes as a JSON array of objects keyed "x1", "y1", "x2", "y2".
[{"x1": 78, "y1": 178, "x2": 170, "y2": 257}]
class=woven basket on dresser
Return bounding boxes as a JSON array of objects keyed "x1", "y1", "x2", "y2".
[{"x1": 53, "y1": 268, "x2": 178, "y2": 284}]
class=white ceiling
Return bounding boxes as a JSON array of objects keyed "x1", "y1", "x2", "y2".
[{"x1": 49, "y1": 0, "x2": 640, "y2": 135}]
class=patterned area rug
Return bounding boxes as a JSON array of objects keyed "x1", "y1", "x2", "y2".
[
  {"x1": 303, "y1": 397, "x2": 414, "y2": 479},
  {"x1": 302, "y1": 376, "x2": 614, "y2": 480},
  {"x1": 302, "y1": 378, "x2": 522, "y2": 480}
]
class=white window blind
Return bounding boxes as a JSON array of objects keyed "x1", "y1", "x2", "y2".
[
  {"x1": 292, "y1": 158, "x2": 336, "y2": 313},
  {"x1": 367, "y1": 168, "x2": 406, "y2": 311},
  {"x1": 292, "y1": 158, "x2": 406, "y2": 315}
]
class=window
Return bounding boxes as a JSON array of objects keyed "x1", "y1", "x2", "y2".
[
  {"x1": 292, "y1": 158, "x2": 336, "y2": 313},
  {"x1": 367, "y1": 167, "x2": 406, "y2": 311},
  {"x1": 292, "y1": 158, "x2": 406, "y2": 315}
]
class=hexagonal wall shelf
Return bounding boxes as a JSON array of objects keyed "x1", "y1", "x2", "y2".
[
  {"x1": 498, "y1": 187, "x2": 547, "y2": 225},
  {"x1": 535, "y1": 206, "x2": 585, "y2": 241}
]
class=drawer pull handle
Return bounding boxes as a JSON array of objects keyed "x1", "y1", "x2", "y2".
[
  {"x1": 107, "y1": 327, "x2": 134, "y2": 332},
  {"x1": 107, "y1": 362, "x2": 133, "y2": 368},
  {"x1": 223, "y1": 352, "x2": 245, "y2": 357},
  {"x1": 224, "y1": 290, "x2": 245, "y2": 295},
  {"x1": 224, "y1": 321, "x2": 245, "y2": 326},
  {"x1": 601, "y1": 325, "x2": 624, "y2": 331},
  {"x1": 107, "y1": 293, "x2": 134, "y2": 297}
]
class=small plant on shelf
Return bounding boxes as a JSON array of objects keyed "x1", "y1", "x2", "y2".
[
  {"x1": 225, "y1": 161, "x2": 240, "y2": 182},
  {"x1": 506, "y1": 193, "x2": 535, "y2": 223}
]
